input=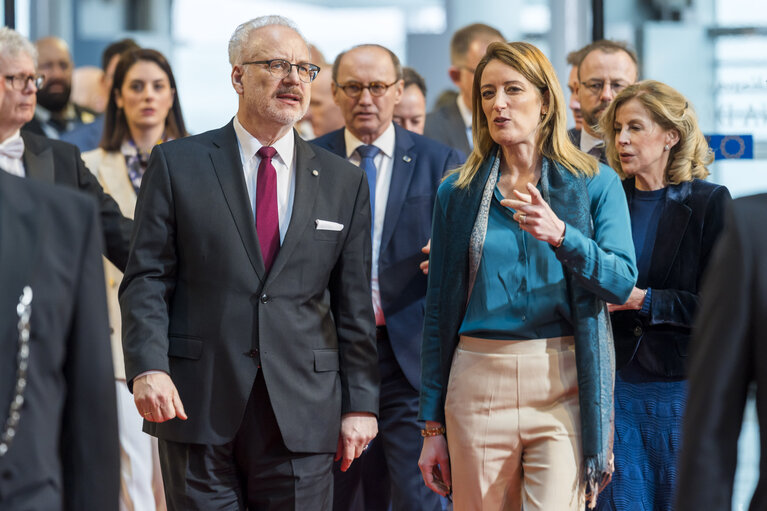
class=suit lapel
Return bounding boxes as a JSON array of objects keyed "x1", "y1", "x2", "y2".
[
  {"x1": 97, "y1": 152, "x2": 138, "y2": 219},
  {"x1": 265, "y1": 135, "x2": 319, "y2": 284},
  {"x1": 0, "y1": 173, "x2": 38, "y2": 344},
  {"x1": 647, "y1": 180, "x2": 692, "y2": 286},
  {"x1": 379, "y1": 125, "x2": 416, "y2": 257},
  {"x1": 209, "y1": 122, "x2": 266, "y2": 283},
  {"x1": 21, "y1": 132, "x2": 55, "y2": 184}
]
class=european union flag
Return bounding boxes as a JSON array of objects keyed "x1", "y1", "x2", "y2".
[{"x1": 706, "y1": 134, "x2": 754, "y2": 160}]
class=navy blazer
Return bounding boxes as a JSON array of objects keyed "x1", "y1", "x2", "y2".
[
  {"x1": 311, "y1": 124, "x2": 464, "y2": 390},
  {"x1": 611, "y1": 177, "x2": 731, "y2": 378}
]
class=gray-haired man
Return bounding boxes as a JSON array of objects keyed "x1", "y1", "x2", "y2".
[{"x1": 120, "y1": 15, "x2": 379, "y2": 509}]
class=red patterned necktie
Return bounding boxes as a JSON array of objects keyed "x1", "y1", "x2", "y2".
[{"x1": 256, "y1": 146, "x2": 280, "y2": 272}]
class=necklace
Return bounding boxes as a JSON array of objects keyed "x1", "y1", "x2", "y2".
[{"x1": 0, "y1": 286, "x2": 32, "y2": 457}]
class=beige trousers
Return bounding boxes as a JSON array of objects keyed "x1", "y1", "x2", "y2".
[{"x1": 444, "y1": 336, "x2": 585, "y2": 511}]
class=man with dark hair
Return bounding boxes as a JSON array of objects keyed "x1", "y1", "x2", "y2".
[
  {"x1": 62, "y1": 37, "x2": 140, "y2": 151},
  {"x1": 570, "y1": 40, "x2": 639, "y2": 163},
  {"x1": 424, "y1": 23, "x2": 504, "y2": 155},
  {"x1": 393, "y1": 67, "x2": 427, "y2": 135},
  {"x1": 313, "y1": 43, "x2": 462, "y2": 511},
  {"x1": 22, "y1": 36, "x2": 97, "y2": 139}
]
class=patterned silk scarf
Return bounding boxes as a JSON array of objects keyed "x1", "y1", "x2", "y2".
[{"x1": 121, "y1": 136, "x2": 170, "y2": 194}]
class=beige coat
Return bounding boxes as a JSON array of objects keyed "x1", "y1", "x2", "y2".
[{"x1": 83, "y1": 148, "x2": 135, "y2": 380}]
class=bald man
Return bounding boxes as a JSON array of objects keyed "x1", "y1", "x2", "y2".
[{"x1": 23, "y1": 36, "x2": 96, "y2": 139}]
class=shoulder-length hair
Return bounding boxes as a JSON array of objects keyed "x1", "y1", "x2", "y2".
[
  {"x1": 100, "y1": 48, "x2": 188, "y2": 151},
  {"x1": 599, "y1": 80, "x2": 711, "y2": 184},
  {"x1": 454, "y1": 41, "x2": 598, "y2": 188}
]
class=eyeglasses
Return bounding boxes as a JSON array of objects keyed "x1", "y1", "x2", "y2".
[
  {"x1": 4, "y1": 74, "x2": 44, "y2": 91},
  {"x1": 335, "y1": 81, "x2": 399, "y2": 98},
  {"x1": 242, "y1": 59, "x2": 320, "y2": 83},
  {"x1": 580, "y1": 80, "x2": 628, "y2": 96}
]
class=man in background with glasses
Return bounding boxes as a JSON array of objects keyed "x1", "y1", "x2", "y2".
[
  {"x1": 424, "y1": 23, "x2": 504, "y2": 157},
  {"x1": 569, "y1": 40, "x2": 639, "y2": 163},
  {"x1": 0, "y1": 27, "x2": 132, "y2": 272},
  {"x1": 312, "y1": 43, "x2": 462, "y2": 511},
  {"x1": 120, "y1": 15, "x2": 379, "y2": 510}
]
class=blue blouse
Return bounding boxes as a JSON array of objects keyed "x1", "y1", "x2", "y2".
[
  {"x1": 630, "y1": 187, "x2": 666, "y2": 284},
  {"x1": 459, "y1": 166, "x2": 636, "y2": 340}
]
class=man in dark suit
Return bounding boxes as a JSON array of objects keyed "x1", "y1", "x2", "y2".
[
  {"x1": 0, "y1": 27, "x2": 132, "y2": 271},
  {"x1": 0, "y1": 170, "x2": 119, "y2": 510},
  {"x1": 313, "y1": 43, "x2": 463, "y2": 511},
  {"x1": 120, "y1": 15, "x2": 379, "y2": 510},
  {"x1": 424, "y1": 23, "x2": 503, "y2": 156},
  {"x1": 568, "y1": 40, "x2": 638, "y2": 163},
  {"x1": 676, "y1": 194, "x2": 767, "y2": 511}
]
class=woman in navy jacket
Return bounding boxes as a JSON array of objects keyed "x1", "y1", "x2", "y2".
[{"x1": 596, "y1": 80, "x2": 731, "y2": 511}]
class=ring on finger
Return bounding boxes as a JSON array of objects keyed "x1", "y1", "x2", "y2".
[
  {"x1": 143, "y1": 411, "x2": 153, "y2": 417},
  {"x1": 520, "y1": 213, "x2": 527, "y2": 224}
]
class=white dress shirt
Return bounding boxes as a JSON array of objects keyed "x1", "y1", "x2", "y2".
[
  {"x1": 579, "y1": 127, "x2": 604, "y2": 154},
  {"x1": 344, "y1": 123, "x2": 396, "y2": 326},
  {"x1": 456, "y1": 94, "x2": 473, "y2": 149},
  {"x1": 233, "y1": 115, "x2": 296, "y2": 244},
  {"x1": 0, "y1": 130, "x2": 26, "y2": 177}
]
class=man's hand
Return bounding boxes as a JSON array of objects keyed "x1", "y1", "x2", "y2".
[
  {"x1": 418, "y1": 426, "x2": 451, "y2": 497},
  {"x1": 335, "y1": 412, "x2": 377, "y2": 472},
  {"x1": 419, "y1": 239, "x2": 431, "y2": 275},
  {"x1": 133, "y1": 372, "x2": 187, "y2": 423}
]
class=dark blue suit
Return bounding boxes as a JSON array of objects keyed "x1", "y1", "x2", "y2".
[{"x1": 312, "y1": 125, "x2": 463, "y2": 511}]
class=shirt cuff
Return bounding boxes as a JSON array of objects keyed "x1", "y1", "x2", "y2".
[
  {"x1": 639, "y1": 288, "x2": 652, "y2": 316},
  {"x1": 134, "y1": 370, "x2": 168, "y2": 381}
]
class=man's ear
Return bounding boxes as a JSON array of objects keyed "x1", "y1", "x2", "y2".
[
  {"x1": 231, "y1": 66, "x2": 244, "y2": 95},
  {"x1": 448, "y1": 66, "x2": 461, "y2": 86}
]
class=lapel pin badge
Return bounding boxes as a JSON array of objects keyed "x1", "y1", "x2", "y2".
[
  {"x1": 403, "y1": 155, "x2": 412, "y2": 163},
  {"x1": 312, "y1": 169, "x2": 319, "y2": 176}
]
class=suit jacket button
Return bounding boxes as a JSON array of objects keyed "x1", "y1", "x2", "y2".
[
  {"x1": 249, "y1": 349, "x2": 259, "y2": 358},
  {"x1": 260, "y1": 294, "x2": 269, "y2": 304},
  {"x1": 1, "y1": 469, "x2": 12, "y2": 480},
  {"x1": 633, "y1": 325, "x2": 643, "y2": 337}
]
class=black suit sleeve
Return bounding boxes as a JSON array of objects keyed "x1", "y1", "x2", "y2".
[
  {"x1": 119, "y1": 145, "x2": 177, "y2": 386},
  {"x1": 676, "y1": 199, "x2": 754, "y2": 511},
  {"x1": 61, "y1": 198, "x2": 120, "y2": 511},
  {"x1": 73, "y1": 144, "x2": 133, "y2": 271},
  {"x1": 328, "y1": 167, "x2": 379, "y2": 415},
  {"x1": 647, "y1": 185, "x2": 731, "y2": 328}
]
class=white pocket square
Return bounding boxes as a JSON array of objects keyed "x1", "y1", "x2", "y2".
[{"x1": 315, "y1": 219, "x2": 344, "y2": 231}]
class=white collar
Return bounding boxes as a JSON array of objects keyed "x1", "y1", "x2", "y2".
[
  {"x1": 580, "y1": 128, "x2": 604, "y2": 153},
  {"x1": 232, "y1": 115, "x2": 295, "y2": 169},
  {"x1": 456, "y1": 93, "x2": 472, "y2": 129},
  {"x1": 343, "y1": 122, "x2": 396, "y2": 159}
]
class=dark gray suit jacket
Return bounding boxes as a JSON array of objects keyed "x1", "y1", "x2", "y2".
[
  {"x1": 677, "y1": 194, "x2": 767, "y2": 511},
  {"x1": 424, "y1": 100, "x2": 471, "y2": 156},
  {"x1": 120, "y1": 121, "x2": 379, "y2": 452},
  {"x1": 0, "y1": 171, "x2": 119, "y2": 510},
  {"x1": 21, "y1": 131, "x2": 132, "y2": 271}
]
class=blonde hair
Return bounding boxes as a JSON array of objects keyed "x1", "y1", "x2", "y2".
[
  {"x1": 599, "y1": 80, "x2": 712, "y2": 184},
  {"x1": 454, "y1": 41, "x2": 597, "y2": 188}
]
